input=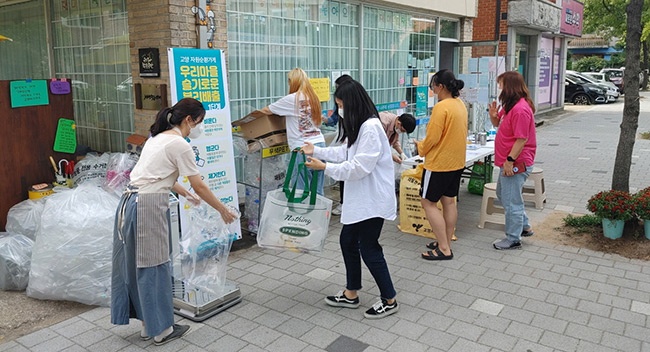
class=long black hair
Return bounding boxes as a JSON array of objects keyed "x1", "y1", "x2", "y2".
[
  {"x1": 334, "y1": 80, "x2": 379, "y2": 147},
  {"x1": 333, "y1": 74, "x2": 355, "y2": 143},
  {"x1": 150, "y1": 98, "x2": 206, "y2": 137},
  {"x1": 430, "y1": 69, "x2": 464, "y2": 98}
]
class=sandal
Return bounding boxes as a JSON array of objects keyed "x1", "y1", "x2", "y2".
[
  {"x1": 421, "y1": 247, "x2": 453, "y2": 261},
  {"x1": 426, "y1": 241, "x2": 439, "y2": 250}
]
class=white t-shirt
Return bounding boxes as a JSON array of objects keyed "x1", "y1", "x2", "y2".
[
  {"x1": 129, "y1": 132, "x2": 200, "y2": 193},
  {"x1": 269, "y1": 92, "x2": 325, "y2": 149}
]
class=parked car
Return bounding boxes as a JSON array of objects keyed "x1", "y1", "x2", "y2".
[
  {"x1": 564, "y1": 76, "x2": 607, "y2": 105},
  {"x1": 599, "y1": 68, "x2": 625, "y2": 91},
  {"x1": 580, "y1": 72, "x2": 620, "y2": 93},
  {"x1": 567, "y1": 70, "x2": 618, "y2": 103}
]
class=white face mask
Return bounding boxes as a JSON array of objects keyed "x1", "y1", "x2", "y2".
[
  {"x1": 338, "y1": 109, "x2": 344, "y2": 119},
  {"x1": 188, "y1": 122, "x2": 204, "y2": 139}
]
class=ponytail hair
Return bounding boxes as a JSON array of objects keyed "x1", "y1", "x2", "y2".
[
  {"x1": 150, "y1": 98, "x2": 206, "y2": 136},
  {"x1": 430, "y1": 69, "x2": 464, "y2": 98}
]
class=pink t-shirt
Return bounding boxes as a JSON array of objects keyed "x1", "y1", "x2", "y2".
[{"x1": 494, "y1": 98, "x2": 536, "y2": 167}]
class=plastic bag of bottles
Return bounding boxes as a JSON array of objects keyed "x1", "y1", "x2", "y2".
[{"x1": 177, "y1": 204, "x2": 239, "y2": 295}]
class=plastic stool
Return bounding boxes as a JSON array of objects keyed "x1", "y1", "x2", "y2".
[
  {"x1": 523, "y1": 167, "x2": 546, "y2": 209},
  {"x1": 478, "y1": 182, "x2": 505, "y2": 228}
]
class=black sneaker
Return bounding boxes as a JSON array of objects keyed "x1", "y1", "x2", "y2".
[
  {"x1": 364, "y1": 298, "x2": 398, "y2": 319},
  {"x1": 153, "y1": 324, "x2": 191, "y2": 346},
  {"x1": 521, "y1": 229, "x2": 534, "y2": 237},
  {"x1": 325, "y1": 290, "x2": 360, "y2": 308}
]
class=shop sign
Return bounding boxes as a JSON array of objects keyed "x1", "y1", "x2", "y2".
[
  {"x1": 560, "y1": 0, "x2": 583, "y2": 37},
  {"x1": 138, "y1": 48, "x2": 160, "y2": 77}
]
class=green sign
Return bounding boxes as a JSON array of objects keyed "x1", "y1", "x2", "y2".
[
  {"x1": 53, "y1": 118, "x2": 77, "y2": 154},
  {"x1": 10, "y1": 80, "x2": 49, "y2": 108}
]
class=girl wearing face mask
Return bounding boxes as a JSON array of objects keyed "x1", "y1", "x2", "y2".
[{"x1": 111, "y1": 98, "x2": 236, "y2": 346}]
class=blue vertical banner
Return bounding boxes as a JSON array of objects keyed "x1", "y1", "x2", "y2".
[
  {"x1": 415, "y1": 86, "x2": 428, "y2": 117},
  {"x1": 168, "y1": 48, "x2": 241, "y2": 240}
]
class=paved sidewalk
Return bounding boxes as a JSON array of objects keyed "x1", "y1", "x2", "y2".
[{"x1": 2, "y1": 96, "x2": 650, "y2": 352}]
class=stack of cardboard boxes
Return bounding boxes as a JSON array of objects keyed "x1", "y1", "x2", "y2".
[{"x1": 232, "y1": 111, "x2": 287, "y2": 152}]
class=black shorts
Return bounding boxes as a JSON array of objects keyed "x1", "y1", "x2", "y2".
[{"x1": 420, "y1": 168, "x2": 464, "y2": 202}]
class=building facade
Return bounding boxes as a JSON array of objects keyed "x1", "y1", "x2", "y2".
[
  {"x1": 0, "y1": 0, "x2": 477, "y2": 153},
  {"x1": 473, "y1": 0, "x2": 583, "y2": 113}
]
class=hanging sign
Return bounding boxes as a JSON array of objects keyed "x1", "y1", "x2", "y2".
[
  {"x1": 53, "y1": 118, "x2": 77, "y2": 154},
  {"x1": 50, "y1": 78, "x2": 71, "y2": 95}
]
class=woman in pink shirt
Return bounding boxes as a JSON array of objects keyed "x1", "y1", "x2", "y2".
[{"x1": 488, "y1": 71, "x2": 537, "y2": 250}]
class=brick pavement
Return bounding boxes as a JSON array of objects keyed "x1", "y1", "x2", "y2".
[{"x1": 2, "y1": 94, "x2": 650, "y2": 352}]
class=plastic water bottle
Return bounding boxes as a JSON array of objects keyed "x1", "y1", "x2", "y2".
[{"x1": 488, "y1": 128, "x2": 497, "y2": 140}]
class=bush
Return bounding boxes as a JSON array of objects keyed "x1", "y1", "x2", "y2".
[
  {"x1": 573, "y1": 56, "x2": 607, "y2": 72},
  {"x1": 563, "y1": 214, "x2": 601, "y2": 231}
]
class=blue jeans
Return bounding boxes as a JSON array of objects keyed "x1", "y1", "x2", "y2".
[
  {"x1": 340, "y1": 217, "x2": 396, "y2": 300},
  {"x1": 292, "y1": 142, "x2": 325, "y2": 196},
  {"x1": 496, "y1": 166, "x2": 533, "y2": 243}
]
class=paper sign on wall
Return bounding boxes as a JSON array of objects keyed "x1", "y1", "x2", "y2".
[
  {"x1": 53, "y1": 118, "x2": 77, "y2": 154},
  {"x1": 10, "y1": 80, "x2": 50, "y2": 108},
  {"x1": 309, "y1": 78, "x2": 331, "y2": 102}
]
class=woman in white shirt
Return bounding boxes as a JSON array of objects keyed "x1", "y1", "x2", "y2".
[
  {"x1": 261, "y1": 68, "x2": 326, "y2": 194},
  {"x1": 302, "y1": 80, "x2": 398, "y2": 319},
  {"x1": 111, "y1": 98, "x2": 236, "y2": 345}
]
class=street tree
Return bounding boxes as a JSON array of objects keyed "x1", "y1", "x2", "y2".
[
  {"x1": 611, "y1": 0, "x2": 642, "y2": 193},
  {"x1": 584, "y1": 0, "x2": 649, "y2": 89}
]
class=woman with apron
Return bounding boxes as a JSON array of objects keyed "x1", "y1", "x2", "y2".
[{"x1": 111, "y1": 98, "x2": 237, "y2": 345}]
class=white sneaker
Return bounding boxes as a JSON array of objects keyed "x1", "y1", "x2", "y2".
[{"x1": 332, "y1": 204, "x2": 342, "y2": 216}]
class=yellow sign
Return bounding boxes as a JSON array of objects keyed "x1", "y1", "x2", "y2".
[
  {"x1": 309, "y1": 77, "x2": 331, "y2": 102},
  {"x1": 262, "y1": 144, "x2": 291, "y2": 158}
]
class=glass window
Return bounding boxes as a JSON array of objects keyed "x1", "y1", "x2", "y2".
[
  {"x1": 440, "y1": 19, "x2": 459, "y2": 39},
  {"x1": 227, "y1": 0, "x2": 360, "y2": 119},
  {"x1": 0, "y1": 1, "x2": 49, "y2": 80},
  {"x1": 49, "y1": 0, "x2": 133, "y2": 152}
]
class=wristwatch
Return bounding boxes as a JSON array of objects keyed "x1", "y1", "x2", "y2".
[{"x1": 507, "y1": 156, "x2": 516, "y2": 162}]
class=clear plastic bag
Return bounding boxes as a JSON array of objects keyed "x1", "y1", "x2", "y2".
[
  {"x1": 103, "y1": 153, "x2": 138, "y2": 195},
  {"x1": 176, "y1": 204, "x2": 239, "y2": 295},
  {"x1": 26, "y1": 184, "x2": 119, "y2": 306},
  {"x1": 5, "y1": 199, "x2": 45, "y2": 240},
  {"x1": 73, "y1": 153, "x2": 110, "y2": 186},
  {"x1": 0, "y1": 233, "x2": 34, "y2": 291}
]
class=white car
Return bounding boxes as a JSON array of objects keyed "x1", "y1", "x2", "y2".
[
  {"x1": 567, "y1": 70, "x2": 618, "y2": 103},
  {"x1": 581, "y1": 72, "x2": 620, "y2": 93}
]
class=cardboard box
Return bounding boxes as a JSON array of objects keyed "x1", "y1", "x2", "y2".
[
  {"x1": 247, "y1": 133, "x2": 287, "y2": 153},
  {"x1": 232, "y1": 110, "x2": 286, "y2": 140}
]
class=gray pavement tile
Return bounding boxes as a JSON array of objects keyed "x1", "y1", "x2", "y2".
[
  {"x1": 274, "y1": 317, "x2": 315, "y2": 339},
  {"x1": 601, "y1": 331, "x2": 643, "y2": 352},
  {"x1": 530, "y1": 313, "x2": 567, "y2": 334},
  {"x1": 385, "y1": 336, "x2": 429, "y2": 352},
  {"x1": 577, "y1": 299, "x2": 613, "y2": 317},
  {"x1": 219, "y1": 317, "x2": 260, "y2": 338},
  {"x1": 29, "y1": 336, "x2": 73, "y2": 352},
  {"x1": 15, "y1": 328, "x2": 59, "y2": 348},
  {"x1": 512, "y1": 339, "x2": 555, "y2": 352},
  {"x1": 240, "y1": 325, "x2": 282, "y2": 348},
  {"x1": 447, "y1": 338, "x2": 490, "y2": 352},
  {"x1": 329, "y1": 318, "x2": 369, "y2": 340},
  {"x1": 68, "y1": 327, "x2": 112, "y2": 348},
  {"x1": 86, "y1": 334, "x2": 129, "y2": 352},
  {"x1": 299, "y1": 326, "x2": 341, "y2": 349},
  {"x1": 182, "y1": 325, "x2": 223, "y2": 348},
  {"x1": 539, "y1": 330, "x2": 580, "y2": 352},
  {"x1": 587, "y1": 315, "x2": 626, "y2": 334},
  {"x1": 575, "y1": 340, "x2": 619, "y2": 352},
  {"x1": 0, "y1": 342, "x2": 28, "y2": 352},
  {"x1": 446, "y1": 320, "x2": 485, "y2": 340},
  {"x1": 261, "y1": 335, "x2": 308, "y2": 352},
  {"x1": 253, "y1": 309, "x2": 291, "y2": 329},
  {"x1": 477, "y1": 329, "x2": 518, "y2": 351},
  {"x1": 204, "y1": 335, "x2": 248, "y2": 352},
  {"x1": 619, "y1": 287, "x2": 650, "y2": 302},
  {"x1": 324, "y1": 335, "x2": 368, "y2": 352},
  {"x1": 545, "y1": 291, "x2": 579, "y2": 309},
  {"x1": 505, "y1": 320, "x2": 543, "y2": 342},
  {"x1": 564, "y1": 322, "x2": 604, "y2": 344},
  {"x1": 623, "y1": 324, "x2": 650, "y2": 342}
]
